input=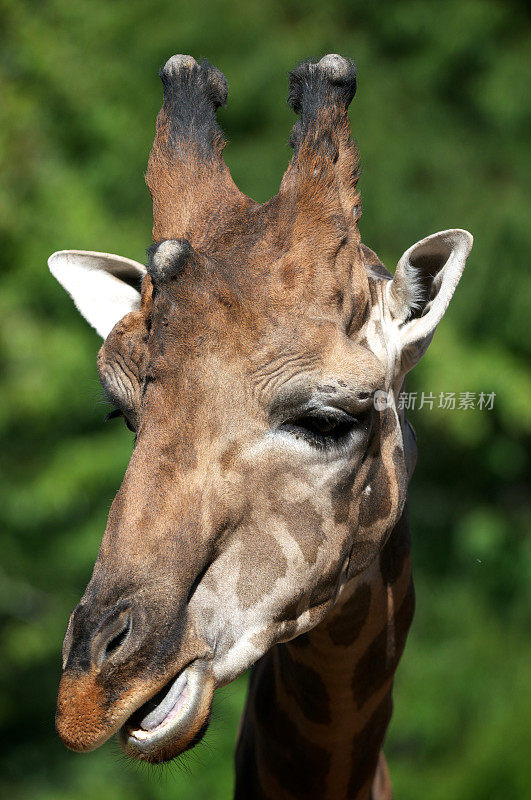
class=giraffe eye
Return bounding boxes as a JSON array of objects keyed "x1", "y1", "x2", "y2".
[
  {"x1": 105, "y1": 408, "x2": 123, "y2": 422},
  {"x1": 105, "y1": 407, "x2": 136, "y2": 433},
  {"x1": 280, "y1": 410, "x2": 360, "y2": 446}
]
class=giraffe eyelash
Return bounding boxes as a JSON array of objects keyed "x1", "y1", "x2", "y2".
[
  {"x1": 105, "y1": 408, "x2": 124, "y2": 422},
  {"x1": 279, "y1": 408, "x2": 371, "y2": 450},
  {"x1": 105, "y1": 407, "x2": 136, "y2": 433}
]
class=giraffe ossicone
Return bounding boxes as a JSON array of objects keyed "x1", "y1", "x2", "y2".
[{"x1": 49, "y1": 53, "x2": 472, "y2": 798}]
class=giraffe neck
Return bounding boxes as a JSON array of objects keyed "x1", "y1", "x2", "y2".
[{"x1": 234, "y1": 511, "x2": 414, "y2": 800}]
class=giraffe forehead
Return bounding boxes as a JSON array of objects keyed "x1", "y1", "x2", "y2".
[
  {"x1": 143, "y1": 228, "x2": 374, "y2": 346},
  {"x1": 141, "y1": 291, "x2": 385, "y2": 401}
]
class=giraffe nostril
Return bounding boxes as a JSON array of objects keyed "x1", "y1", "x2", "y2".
[
  {"x1": 94, "y1": 611, "x2": 133, "y2": 668},
  {"x1": 105, "y1": 617, "x2": 131, "y2": 657}
]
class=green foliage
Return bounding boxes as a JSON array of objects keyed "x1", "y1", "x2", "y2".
[{"x1": 0, "y1": 1, "x2": 529, "y2": 797}]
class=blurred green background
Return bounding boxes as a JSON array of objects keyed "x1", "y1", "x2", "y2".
[{"x1": 1, "y1": 0, "x2": 530, "y2": 798}]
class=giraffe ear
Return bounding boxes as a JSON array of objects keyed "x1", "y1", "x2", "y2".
[
  {"x1": 386, "y1": 229, "x2": 473, "y2": 370},
  {"x1": 48, "y1": 250, "x2": 146, "y2": 339}
]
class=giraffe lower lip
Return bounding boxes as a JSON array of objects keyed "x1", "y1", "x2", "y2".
[
  {"x1": 118, "y1": 660, "x2": 214, "y2": 762},
  {"x1": 132, "y1": 670, "x2": 190, "y2": 734}
]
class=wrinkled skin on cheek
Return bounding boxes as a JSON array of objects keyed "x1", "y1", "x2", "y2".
[{"x1": 97, "y1": 306, "x2": 151, "y2": 429}]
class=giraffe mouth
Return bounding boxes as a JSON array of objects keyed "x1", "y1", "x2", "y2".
[{"x1": 118, "y1": 659, "x2": 214, "y2": 763}]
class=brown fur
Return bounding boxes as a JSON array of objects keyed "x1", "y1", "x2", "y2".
[{"x1": 53, "y1": 54, "x2": 463, "y2": 798}]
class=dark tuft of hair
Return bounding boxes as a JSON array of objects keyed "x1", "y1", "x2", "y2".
[
  {"x1": 288, "y1": 54, "x2": 357, "y2": 114},
  {"x1": 159, "y1": 57, "x2": 228, "y2": 110},
  {"x1": 157, "y1": 56, "x2": 228, "y2": 154}
]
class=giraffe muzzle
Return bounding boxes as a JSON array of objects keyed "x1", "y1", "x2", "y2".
[{"x1": 118, "y1": 658, "x2": 214, "y2": 763}]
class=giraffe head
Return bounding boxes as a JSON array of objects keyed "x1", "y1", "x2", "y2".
[{"x1": 49, "y1": 54, "x2": 472, "y2": 763}]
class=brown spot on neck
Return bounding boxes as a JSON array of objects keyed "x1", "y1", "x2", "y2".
[{"x1": 327, "y1": 583, "x2": 372, "y2": 647}]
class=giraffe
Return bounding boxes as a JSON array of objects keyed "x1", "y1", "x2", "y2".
[{"x1": 48, "y1": 54, "x2": 472, "y2": 799}]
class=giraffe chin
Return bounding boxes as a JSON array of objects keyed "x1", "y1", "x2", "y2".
[{"x1": 118, "y1": 660, "x2": 214, "y2": 764}]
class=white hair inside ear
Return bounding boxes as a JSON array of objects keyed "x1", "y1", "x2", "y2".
[
  {"x1": 48, "y1": 250, "x2": 147, "y2": 339},
  {"x1": 386, "y1": 229, "x2": 473, "y2": 369}
]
